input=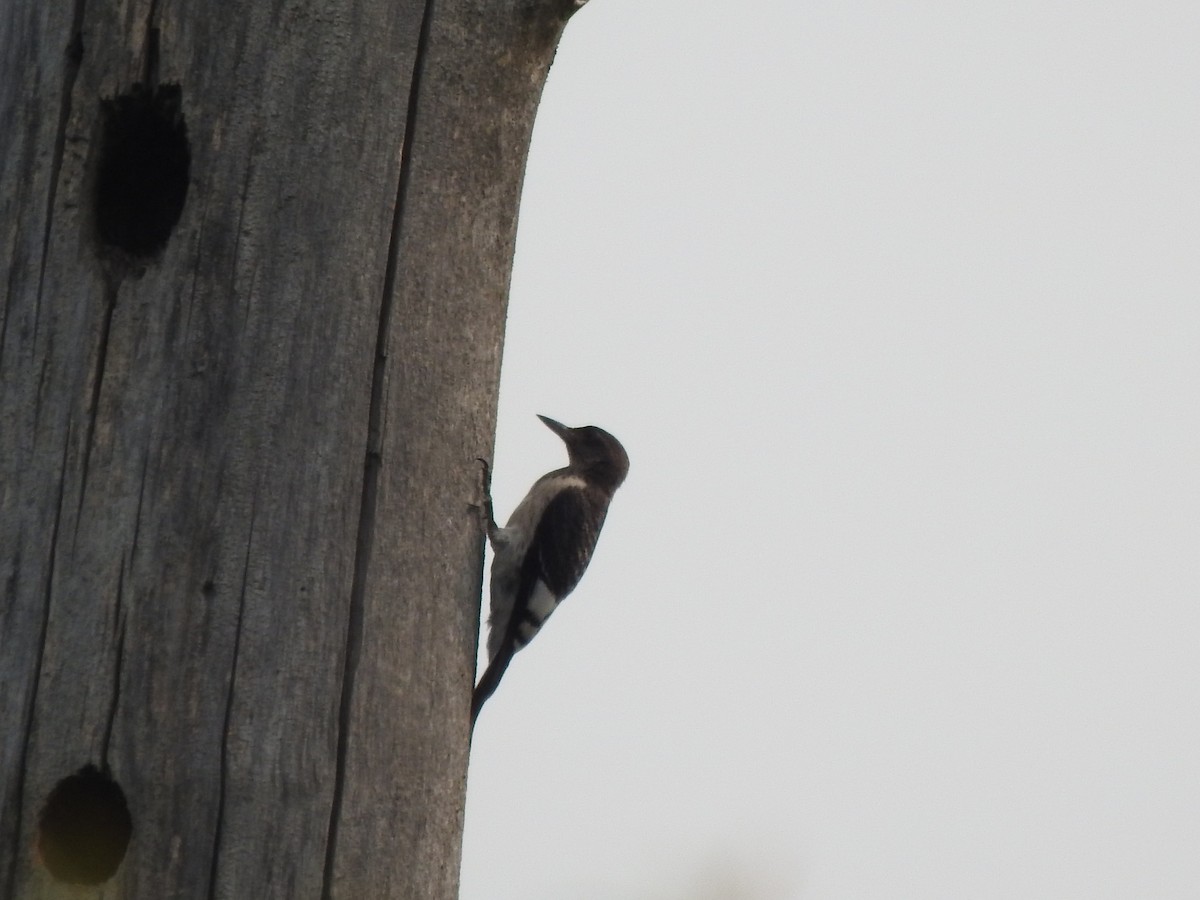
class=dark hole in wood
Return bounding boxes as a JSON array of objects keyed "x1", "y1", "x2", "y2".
[
  {"x1": 95, "y1": 83, "x2": 190, "y2": 257},
  {"x1": 37, "y1": 764, "x2": 132, "y2": 885}
]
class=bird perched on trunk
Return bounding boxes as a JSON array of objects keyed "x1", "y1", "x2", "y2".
[{"x1": 472, "y1": 415, "x2": 629, "y2": 725}]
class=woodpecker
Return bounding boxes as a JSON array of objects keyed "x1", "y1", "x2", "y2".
[{"x1": 472, "y1": 415, "x2": 629, "y2": 724}]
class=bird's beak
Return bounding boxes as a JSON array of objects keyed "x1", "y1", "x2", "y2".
[{"x1": 537, "y1": 415, "x2": 571, "y2": 441}]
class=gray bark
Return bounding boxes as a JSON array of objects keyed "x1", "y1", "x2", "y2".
[{"x1": 0, "y1": 0, "x2": 576, "y2": 896}]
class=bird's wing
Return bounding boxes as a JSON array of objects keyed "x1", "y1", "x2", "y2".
[{"x1": 530, "y1": 484, "x2": 609, "y2": 599}]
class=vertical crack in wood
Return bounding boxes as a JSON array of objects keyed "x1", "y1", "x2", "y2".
[
  {"x1": 100, "y1": 563, "x2": 127, "y2": 769},
  {"x1": 206, "y1": 497, "x2": 257, "y2": 900},
  {"x1": 130, "y1": 449, "x2": 150, "y2": 566},
  {"x1": 3, "y1": 427, "x2": 73, "y2": 897},
  {"x1": 320, "y1": 2, "x2": 439, "y2": 896},
  {"x1": 182, "y1": 207, "x2": 208, "y2": 342},
  {"x1": 76, "y1": 279, "x2": 120, "y2": 532},
  {"x1": 141, "y1": 0, "x2": 162, "y2": 86},
  {"x1": 34, "y1": 342, "x2": 54, "y2": 430},
  {"x1": 33, "y1": 0, "x2": 87, "y2": 343},
  {"x1": 101, "y1": 452, "x2": 146, "y2": 769},
  {"x1": 1, "y1": 244, "x2": 19, "y2": 369},
  {"x1": 231, "y1": 157, "x2": 258, "y2": 334}
]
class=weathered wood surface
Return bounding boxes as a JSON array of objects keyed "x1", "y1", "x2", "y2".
[{"x1": 0, "y1": 0, "x2": 577, "y2": 896}]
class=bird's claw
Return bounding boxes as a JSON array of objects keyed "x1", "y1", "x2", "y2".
[{"x1": 473, "y1": 457, "x2": 498, "y2": 539}]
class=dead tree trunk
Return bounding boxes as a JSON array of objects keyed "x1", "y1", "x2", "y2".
[{"x1": 0, "y1": 0, "x2": 578, "y2": 896}]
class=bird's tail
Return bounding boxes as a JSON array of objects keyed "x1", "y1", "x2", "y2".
[{"x1": 471, "y1": 643, "x2": 516, "y2": 727}]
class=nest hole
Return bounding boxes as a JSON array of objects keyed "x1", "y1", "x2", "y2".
[
  {"x1": 95, "y1": 83, "x2": 190, "y2": 257},
  {"x1": 37, "y1": 764, "x2": 132, "y2": 885}
]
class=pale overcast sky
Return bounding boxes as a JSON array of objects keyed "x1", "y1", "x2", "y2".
[{"x1": 460, "y1": 2, "x2": 1200, "y2": 898}]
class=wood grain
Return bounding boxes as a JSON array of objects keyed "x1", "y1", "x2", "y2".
[{"x1": 0, "y1": 0, "x2": 579, "y2": 896}]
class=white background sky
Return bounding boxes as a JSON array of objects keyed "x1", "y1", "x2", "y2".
[{"x1": 460, "y1": 2, "x2": 1199, "y2": 897}]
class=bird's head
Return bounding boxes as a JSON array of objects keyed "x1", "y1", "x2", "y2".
[{"x1": 538, "y1": 415, "x2": 629, "y2": 492}]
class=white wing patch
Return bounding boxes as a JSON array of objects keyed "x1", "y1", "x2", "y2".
[{"x1": 514, "y1": 579, "x2": 558, "y2": 650}]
